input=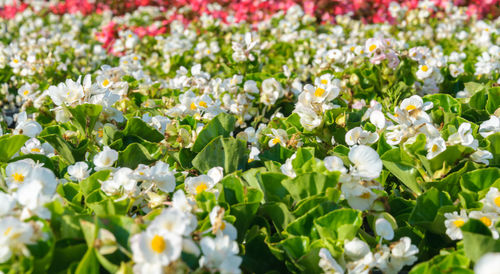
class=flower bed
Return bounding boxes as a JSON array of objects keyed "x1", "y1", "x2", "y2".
[{"x1": 0, "y1": 0, "x2": 499, "y2": 273}]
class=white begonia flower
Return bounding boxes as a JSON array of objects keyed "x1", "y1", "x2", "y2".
[
  {"x1": 147, "y1": 161, "x2": 177, "y2": 193},
  {"x1": 426, "y1": 137, "x2": 446, "y2": 159},
  {"x1": 281, "y1": 153, "x2": 297, "y2": 178},
  {"x1": 345, "y1": 127, "x2": 379, "y2": 146},
  {"x1": 0, "y1": 216, "x2": 34, "y2": 263},
  {"x1": 474, "y1": 253, "x2": 500, "y2": 274},
  {"x1": 267, "y1": 128, "x2": 288, "y2": 147},
  {"x1": 399, "y1": 95, "x2": 433, "y2": 125},
  {"x1": 470, "y1": 150, "x2": 493, "y2": 165},
  {"x1": 67, "y1": 162, "x2": 90, "y2": 181},
  {"x1": 481, "y1": 187, "x2": 500, "y2": 214},
  {"x1": 447, "y1": 122, "x2": 478, "y2": 149},
  {"x1": 449, "y1": 63, "x2": 464, "y2": 78},
  {"x1": 248, "y1": 146, "x2": 260, "y2": 162},
  {"x1": 444, "y1": 209, "x2": 468, "y2": 240},
  {"x1": 199, "y1": 234, "x2": 242, "y2": 274},
  {"x1": 369, "y1": 110, "x2": 386, "y2": 129},
  {"x1": 344, "y1": 237, "x2": 370, "y2": 260},
  {"x1": 47, "y1": 78, "x2": 84, "y2": 106},
  {"x1": 101, "y1": 167, "x2": 137, "y2": 197},
  {"x1": 243, "y1": 80, "x2": 259, "y2": 94},
  {"x1": 479, "y1": 116, "x2": 500, "y2": 138},
  {"x1": 389, "y1": 237, "x2": 419, "y2": 271},
  {"x1": 209, "y1": 206, "x2": 237, "y2": 241},
  {"x1": 150, "y1": 207, "x2": 196, "y2": 236},
  {"x1": 346, "y1": 252, "x2": 375, "y2": 274},
  {"x1": 172, "y1": 189, "x2": 195, "y2": 213},
  {"x1": 295, "y1": 105, "x2": 323, "y2": 131},
  {"x1": 130, "y1": 229, "x2": 182, "y2": 274},
  {"x1": 341, "y1": 181, "x2": 379, "y2": 211},
  {"x1": 375, "y1": 218, "x2": 394, "y2": 241},
  {"x1": 416, "y1": 64, "x2": 433, "y2": 79},
  {"x1": 0, "y1": 192, "x2": 16, "y2": 216},
  {"x1": 14, "y1": 112, "x2": 42, "y2": 138},
  {"x1": 469, "y1": 211, "x2": 499, "y2": 239},
  {"x1": 318, "y1": 248, "x2": 345, "y2": 274},
  {"x1": 260, "y1": 78, "x2": 283, "y2": 106},
  {"x1": 16, "y1": 166, "x2": 58, "y2": 220},
  {"x1": 185, "y1": 166, "x2": 223, "y2": 196},
  {"x1": 93, "y1": 146, "x2": 118, "y2": 170},
  {"x1": 5, "y1": 159, "x2": 35, "y2": 190},
  {"x1": 324, "y1": 156, "x2": 347, "y2": 174},
  {"x1": 20, "y1": 138, "x2": 52, "y2": 155},
  {"x1": 348, "y1": 145, "x2": 383, "y2": 179}
]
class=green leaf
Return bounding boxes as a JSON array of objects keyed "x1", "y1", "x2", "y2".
[
  {"x1": 80, "y1": 170, "x2": 111, "y2": 197},
  {"x1": 117, "y1": 143, "x2": 156, "y2": 169},
  {"x1": 0, "y1": 134, "x2": 29, "y2": 162},
  {"x1": 408, "y1": 187, "x2": 453, "y2": 233},
  {"x1": 486, "y1": 87, "x2": 500, "y2": 114},
  {"x1": 260, "y1": 202, "x2": 295, "y2": 231},
  {"x1": 460, "y1": 168, "x2": 500, "y2": 192},
  {"x1": 462, "y1": 219, "x2": 500, "y2": 262},
  {"x1": 75, "y1": 248, "x2": 99, "y2": 274},
  {"x1": 192, "y1": 137, "x2": 248, "y2": 173},
  {"x1": 123, "y1": 118, "x2": 164, "y2": 142},
  {"x1": 192, "y1": 112, "x2": 236, "y2": 152},
  {"x1": 68, "y1": 104, "x2": 102, "y2": 136},
  {"x1": 281, "y1": 173, "x2": 339, "y2": 202},
  {"x1": 381, "y1": 148, "x2": 422, "y2": 194},
  {"x1": 424, "y1": 94, "x2": 461, "y2": 114},
  {"x1": 314, "y1": 208, "x2": 362, "y2": 242},
  {"x1": 487, "y1": 133, "x2": 500, "y2": 167}
]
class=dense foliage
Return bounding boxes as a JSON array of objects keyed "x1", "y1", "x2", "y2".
[{"x1": 0, "y1": 1, "x2": 499, "y2": 273}]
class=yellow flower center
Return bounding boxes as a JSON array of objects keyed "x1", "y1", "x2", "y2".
[
  {"x1": 206, "y1": 49, "x2": 211, "y2": 54},
  {"x1": 480, "y1": 216, "x2": 492, "y2": 227},
  {"x1": 199, "y1": 101, "x2": 208, "y2": 108},
  {"x1": 98, "y1": 128, "x2": 104, "y2": 138},
  {"x1": 421, "y1": 65, "x2": 429, "y2": 72},
  {"x1": 314, "y1": 87, "x2": 325, "y2": 97},
  {"x1": 23, "y1": 90, "x2": 29, "y2": 96},
  {"x1": 4, "y1": 227, "x2": 12, "y2": 236},
  {"x1": 195, "y1": 182, "x2": 208, "y2": 194},
  {"x1": 220, "y1": 221, "x2": 226, "y2": 231},
  {"x1": 31, "y1": 147, "x2": 41, "y2": 153},
  {"x1": 494, "y1": 196, "x2": 500, "y2": 207},
  {"x1": 150, "y1": 235, "x2": 166, "y2": 253},
  {"x1": 13, "y1": 59, "x2": 19, "y2": 63},
  {"x1": 128, "y1": 34, "x2": 133, "y2": 38},
  {"x1": 190, "y1": 102, "x2": 197, "y2": 110},
  {"x1": 272, "y1": 138, "x2": 281, "y2": 145},
  {"x1": 102, "y1": 79, "x2": 110, "y2": 87},
  {"x1": 102, "y1": 157, "x2": 111, "y2": 166},
  {"x1": 360, "y1": 192, "x2": 371, "y2": 199},
  {"x1": 123, "y1": 60, "x2": 128, "y2": 64},
  {"x1": 453, "y1": 219, "x2": 465, "y2": 228},
  {"x1": 350, "y1": 46, "x2": 355, "y2": 52},
  {"x1": 320, "y1": 79, "x2": 328, "y2": 85},
  {"x1": 133, "y1": 56, "x2": 138, "y2": 60},
  {"x1": 431, "y1": 144, "x2": 438, "y2": 152},
  {"x1": 13, "y1": 172, "x2": 24, "y2": 183},
  {"x1": 369, "y1": 44, "x2": 377, "y2": 52},
  {"x1": 406, "y1": 105, "x2": 417, "y2": 111}
]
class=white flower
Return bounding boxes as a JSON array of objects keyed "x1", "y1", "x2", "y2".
[
  {"x1": 426, "y1": 137, "x2": 446, "y2": 159},
  {"x1": 14, "y1": 112, "x2": 42, "y2": 138},
  {"x1": 345, "y1": 127, "x2": 379, "y2": 146},
  {"x1": 416, "y1": 64, "x2": 433, "y2": 79},
  {"x1": 444, "y1": 209, "x2": 468, "y2": 240},
  {"x1": 93, "y1": 146, "x2": 118, "y2": 170},
  {"x1": 281, "y1": 153, "x2": 297, "y2": 178},
  {"x1": 470, "y1": 150, "x2": 493, "y2": 165},
  {"x1": 399, "y1": 95, "x2": 433, "y2": 125},
  {"x1": 479, "y1": 116, "x2": 500, "y2": 138},
  {"x1": 469, "y1": 211, "x2": 499, "y2": 239},
  {"x1": 147, "y1": 161, "x2": 177, "y2": 193},
  {"x1": 5, "y1": 159, "x2": 35, "y2": 190},
  {"x1": 185, "y1": 167, "x2": 223, "y2": 196},
  {"x1": 348, "y1": 145, "x2": 383, "y2": 179},
  {"x1": 474, "y1": 253, "x2": 500, "y2": 274},
  {"x1": 199, "y1": 234, "x2": 242, "y2": 274},
  {"x1": 370, "y1": 110, "x2": 386, "y2": 129},
  {"x1": 375, "y1": 218, "x2": 394, "y2": 241},
  {"x1": 324, "y1": 156, "x2": 347, "y2": 174},
  {"x1": 481, "y1": 188, "x2": 500, "y2": 214},
  {"x1": 260, "y1": 78, "x2": 283, "y2": 106},
  {"x1": 209, "y1": 206, "x2": 237, "y2": 241},
  {"x1": 267, "y1": 128, "x2": 288, "y2": 147},
  {"x1": 67, "y1": 162, "x2": 90, "y2": 181},
  {"x1": 0, "y1": 192, "x2": 15, "y2": 217},
  {"x1": 0, "y1": 217, "x2": 34, "y2": 263},
  {"x1": 101, "y1": 167, "x2": 137, "y2": 197},
  {"x1": 172, "y1": 190, "x2": 195, "y2": 213},
  {"x1": 47, "y1": 78, "x2": 84, "y2": 106},
  {"x1": 131, "y1": 229, "x2": 182, "y2": 274},
  {"x1": 319, "y1": 248, "x2": 344, "y2": 274},
  {"x1": 447, "y1": 123, "x2": 478, "y2": 149},
  {"x1": 341, "y1": 180, "x2": 379, "y2": 211},
  {"x1": 389, "y1": 237, "x2": 419, "y2": 271},
  {"x1": 150, "y1": 207, "x2": 196, "y2": 236},
  {"x1": 344, "y1": 238, "x2": 370, "y2": 260}
]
